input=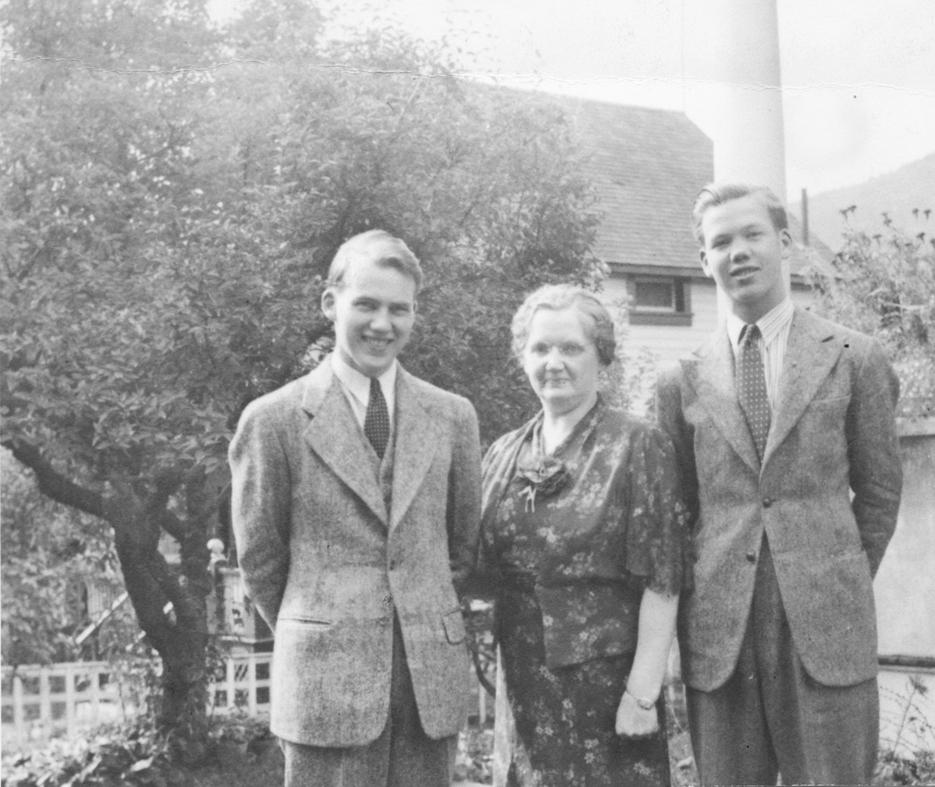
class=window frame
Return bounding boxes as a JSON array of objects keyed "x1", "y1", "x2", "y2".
[{"x1": 628, "y1": 275, "x2": 692, "y2": 326}]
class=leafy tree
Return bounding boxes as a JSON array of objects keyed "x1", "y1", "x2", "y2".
[
  {"x1": 806, "y1": 209, "x2": 935, "y2": 419},
  {"x1": 1, "y1": 0, "x2": 604, "y2": 743},
  {"x1": 2, "y1": 0, "x2": 230, "y2": 744}
]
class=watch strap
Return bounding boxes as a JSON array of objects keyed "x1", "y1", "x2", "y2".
[{"x1": 625, "y1": 687, "x2": 657, "y2": 711}]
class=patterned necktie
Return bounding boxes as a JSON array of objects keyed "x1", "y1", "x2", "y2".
[
  {"x1": 737, "y1": 324, "x2": 770, "y2": 462},
  {"x1": 364, "y1": 376, "x2": 390, "y2": 459}
]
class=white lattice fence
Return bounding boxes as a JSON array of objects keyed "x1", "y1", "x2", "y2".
[
  {"x1": 2, "y1": 653, "x2": 491, "y2": 753},
  {"x1": 1, "y1": 660, "x2": 146, "y2": 752},
  {"x1": 1, "y1": 654, "x2": 274, "y2": 753}
]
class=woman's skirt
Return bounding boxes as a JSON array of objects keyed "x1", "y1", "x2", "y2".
[{"x1": 496, "y1": 585, "x2": 671, "y2": 787}]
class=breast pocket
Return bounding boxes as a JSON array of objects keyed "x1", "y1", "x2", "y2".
[
  {"x1": 810, "y1": 394, "x2": 850, "y2": 408},
  {"x1": 802, "y1": 395, "x2": 851, "y2": 457}
]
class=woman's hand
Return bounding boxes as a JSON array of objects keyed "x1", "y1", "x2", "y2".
[
  {"x1": 615, "y1": 689, "x2": 659, "y2": 737},
  {"x1": 615, "y1": 587, "x2": 678, "y2": 737}
]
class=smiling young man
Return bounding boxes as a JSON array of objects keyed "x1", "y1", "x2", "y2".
[
  {"x1": 229, "y1": 230, "x2": 482, "y2": 786},
  {"x1": 656, "y1": 184, "x2": 903, "y2": 785}
]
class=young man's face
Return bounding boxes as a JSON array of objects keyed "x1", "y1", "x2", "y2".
[
  {"x1": 699, "y1": 194, "x2": 792, "y2": 323},
  {"x1": 321, "y1": 257, "x2": 417, "y2": 377}
]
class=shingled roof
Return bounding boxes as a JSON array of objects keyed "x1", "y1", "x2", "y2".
[
  {"x1": 550, "y1": 95, "x2": 713, "y2": 275},
  {"x1": 553, "y1": 95, "x2": 829, "y2": 280},
  {"x1": 478, "y1": 85, "x2": 828, "y2": 280}
]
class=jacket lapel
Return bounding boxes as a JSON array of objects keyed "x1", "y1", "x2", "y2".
[
  {"x1": 301, "y1": 359, "x2": 388, "y2": 525},
  {"x1": 389, "y1": 368, "x2": 441, "y2": 531},
  {"x1": 689, "y1": 327, "x2": 761, "y2": 474},
  {"x1": 763, "y1": 309, "x2": 842, "y2": 466}
]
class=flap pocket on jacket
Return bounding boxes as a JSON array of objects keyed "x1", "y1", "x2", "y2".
[
  {"x1": 277, "y1": 615, "x2": 333, "y2": 628},
  {"x1": 441, "y1": 609, "x2": 466, "y2": 644}
]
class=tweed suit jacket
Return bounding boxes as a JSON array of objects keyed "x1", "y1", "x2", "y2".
[
  {"x1": 229, "y1": 356, "x2": 482, "y2": 747},
  {"x1": 656, "y1": 308, "x2": 902, "y2": 692}
]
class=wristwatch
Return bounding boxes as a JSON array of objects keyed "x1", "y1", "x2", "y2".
[{"x1": 625, "y1": 687, "x2": 656, "y2": 711}]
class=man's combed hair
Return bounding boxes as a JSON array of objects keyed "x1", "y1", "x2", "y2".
[
  {"x1": 691, "y1": 183, "x2": 789, "y2": 244},
  {"x1": 327, "y1": 229, "x2": 424, "y2": 292}
]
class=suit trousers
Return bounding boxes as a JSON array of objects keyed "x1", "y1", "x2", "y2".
[
  {"x1": 687, "y1": 536, "x2": 879, "y2": 786},
  {"x1": 281, "y1": 613, "x2": 457, "y2": 787}
]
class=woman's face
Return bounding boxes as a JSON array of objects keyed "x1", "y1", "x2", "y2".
[{"x1": 522, "y1": 307, "x2": 601, "y2": 416}]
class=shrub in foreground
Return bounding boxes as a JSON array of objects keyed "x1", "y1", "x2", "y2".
[{"x1": 1, "y1": 715, "x2": 280, "y2": 787}]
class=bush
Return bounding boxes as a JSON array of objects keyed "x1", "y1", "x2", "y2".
[
  {"x1": 1, "y1": 715, "x2": 281, "y2": 787},
  {"x1": 875, "y1": 749, "x2": 935, "y2": 785}
]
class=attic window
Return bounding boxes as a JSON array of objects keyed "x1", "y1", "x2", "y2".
[{"x1": 629, "y1": 276, "x2": 691, "y2": 326}]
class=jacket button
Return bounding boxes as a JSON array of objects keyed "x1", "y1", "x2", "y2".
[
  {"x1": 746, "y1": 550, "x2": 757, "y2": 563},
  {"x1": 382, "y1": 594, "x2": 392, "y2": 606},
  {"x1": 762, "y1": 497, "x2": 773, "y2": 508},
  {"x1": 379, "y1": 617, "x2": 391, "y2": 627}
]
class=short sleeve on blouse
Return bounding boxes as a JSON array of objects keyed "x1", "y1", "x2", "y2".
[{"x1": 621, "y1": 424, "x2": 689, "y2": 596}]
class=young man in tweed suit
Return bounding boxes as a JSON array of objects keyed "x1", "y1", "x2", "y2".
[
  {"x1": 230, "y1": 230, "x2": 482, "y2": 786},
  {"x1": 656, "y1": 184, "x2": 902, "y2": 785}
]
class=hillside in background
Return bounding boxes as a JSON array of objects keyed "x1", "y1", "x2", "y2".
[{"x1": 790, "y1": 152, "x2": 935, "y2": 251}]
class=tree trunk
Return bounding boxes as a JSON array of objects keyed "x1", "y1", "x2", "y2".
[
  {"x1": 4, "y1": 440, "x2": 215, "y2": 750},
  {"x1": 106, "y1": 471, "x2": 213, "y2": 741}
]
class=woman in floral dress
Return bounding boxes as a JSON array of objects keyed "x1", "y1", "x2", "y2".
[{"x1": 478, "y1": 284, "x2": 687, "y2": 786}]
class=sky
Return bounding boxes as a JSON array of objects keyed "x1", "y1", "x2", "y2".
[{"x1": 209, "y1": 0, "x2": 935, "y2": 203}]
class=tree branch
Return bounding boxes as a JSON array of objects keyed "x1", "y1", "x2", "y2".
[{"x1": 3, "y1": 439, "x2": 104, "y2": 518}]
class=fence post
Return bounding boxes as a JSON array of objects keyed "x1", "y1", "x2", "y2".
[
  {"x1": 12, "y1": 672, "x2": 25, "y2": 750},
  {"x1": 64, "y1": 663, "x2": 76, "y2": 739},
  {"x1": 225, "y1": 656, "x2": 236, "y2": 712},
  {"x1": 88, "y1": 664, "x2": 102, "y2": 725},
  {"x1": 39, "y1": 668, "x2": 51, "y2": 738}
]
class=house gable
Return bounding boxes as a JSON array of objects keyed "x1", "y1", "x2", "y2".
[{"x1": 554, "y1": 96, "x2": 713, "y2": 275}]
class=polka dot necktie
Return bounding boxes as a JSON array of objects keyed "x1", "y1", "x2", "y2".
[
  {"x1": 364, "y1": 377, "x2": 390, "y2": 460},
  {"x1": 737, "y1": 324, "x2": 770, "y2": 463}
]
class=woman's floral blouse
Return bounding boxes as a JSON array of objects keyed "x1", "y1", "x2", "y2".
[{"x1": 480, "y1": 397, "x2": 688, "y2": 669}]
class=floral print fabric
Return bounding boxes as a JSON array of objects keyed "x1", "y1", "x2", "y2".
[
  {"x1": 499, "y1": 588, "x2": 671, "y2": 786},
  {"x1": 480, "y1": 398, "x2": 687, "y2": 785}
]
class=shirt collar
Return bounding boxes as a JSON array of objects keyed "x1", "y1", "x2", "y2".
[
  {"x1": 329, "y1": 352, "x2": 397, "y2": 405},
  {"x1": 727, "y1": 298, "x2": 794, "y2": 352}
]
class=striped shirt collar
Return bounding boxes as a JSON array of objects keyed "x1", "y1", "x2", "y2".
[{"x1": 727, "y1": 298, "x2": 795, "y2": 353}]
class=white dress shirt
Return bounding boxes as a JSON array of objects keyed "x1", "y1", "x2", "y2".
[{"x1": 329, "y1": 352, "x2": 397, "y2": 431}]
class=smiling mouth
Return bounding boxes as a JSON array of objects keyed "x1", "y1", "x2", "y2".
[
  {"x1": 730, "y1": 266, "x2": 759, "y2": 278},
  {"x1": 362, "y1": 337, "x2": 393, "y2": 350}
]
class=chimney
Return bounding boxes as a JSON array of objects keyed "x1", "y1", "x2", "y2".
[
  {"x1": 683, "y1": 0, "x2": 789, "y2": 317},
  {"x1": 684, "y1": 0, "x2": 787, "y2": 200}
]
